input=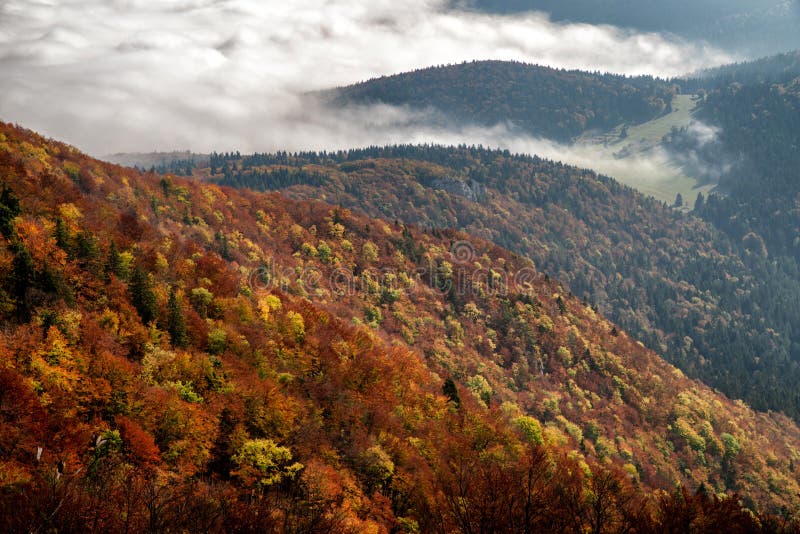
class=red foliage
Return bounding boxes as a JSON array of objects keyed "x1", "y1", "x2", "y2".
[
  {"x1": 115, "y1": 415, "x2": 161, "y2": 470},
  {"x1": 0, "y1": 121, "x2": 797, "y2": 532},
  {"x1": 0, "y1": 365, "x2": 47, "y2": 462}
]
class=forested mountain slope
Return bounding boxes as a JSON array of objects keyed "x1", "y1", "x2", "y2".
[
  {"x1": 687, "y1": 51, "x2": 800, "y2": 88},
  {"x1": 672, "y1": 67, "x2": 800, "y2": 263},
  {"x1": 205, "y1": 146, "x2": 800, "y2": 422},
  {"x1": 327, "y1": 61, "x2": 676, "y2": 142},
  {"x1": 3, "y1": 123, "x2": 800, "y2": 529}
]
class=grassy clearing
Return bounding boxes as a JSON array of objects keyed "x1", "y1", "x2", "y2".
[{"x1": 576, "y1": 94, "x2": 712, "y2": 208}]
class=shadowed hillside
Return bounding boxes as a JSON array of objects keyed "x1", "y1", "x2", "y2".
[{"x1": 327, "y1": 61, "x2": 676, "y2": 142}]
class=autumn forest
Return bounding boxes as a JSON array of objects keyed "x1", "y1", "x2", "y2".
[{"x1": 3, "y1": 2, "x2": 800, "y2": 530}]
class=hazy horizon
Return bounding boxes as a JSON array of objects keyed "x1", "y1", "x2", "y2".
[{"x1": 0, "y1": 0, "x2": 738, "y2": 157}]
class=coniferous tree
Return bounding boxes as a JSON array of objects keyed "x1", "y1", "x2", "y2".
[
  {"x1": 0, "y1": 184, "x2": 20, "y2": 239},
  {"x1": 216, "y1": 231, "x2": 231, "y2": 260},
  {"x1": 54, "y1": 217, "x2": 70, "y2": 252},
  {"x1": 694, "y1": 192, "x2": 705, "y2": 212},
  {"x1": 106, "y1": 241, "x2": 124, "y2": 279},
  {"x1": 75, "y1": 231, "x2": 99, "y2": 266},
  {"x1": 8, "y1": 240, "x2": 36, "y2": 321},
  {"x1": 129, "y1": 265, "x2": 157, "y2": 325},
  {"x1": 442, "y1": 378, "x2": 461, "y2": 408},
  {"x1": 167, "y1": 287, "x2": 188, "y2": 348}
]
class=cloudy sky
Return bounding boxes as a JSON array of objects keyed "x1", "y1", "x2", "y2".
[{"x1": 0, "y1": 0, "x2": 735, "y2": 156}]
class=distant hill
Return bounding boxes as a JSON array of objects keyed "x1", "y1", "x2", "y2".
[
  {"x1": 327, "y1": 57, "x2": 800, "y2": 261},
  {"x1": 104, "y1": 151, "x2": 209, "y2": 173},
  {"x1": 327, "y1": 61, "x2": 676, "y2": 143},
  {"x1": 688, "y1": 51, "x2": 800, "y2": 86},
  {"x1": 3, "y1": 122, "x2": 800, "y2": 528}
]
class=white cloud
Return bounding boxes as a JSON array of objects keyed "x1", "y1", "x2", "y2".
[
  {"x1": 684, "y1": 120, "x2": 721, "y2": 147},
  {"x1": 0, "y1": 0, "x2": 734, "y2": 155}
]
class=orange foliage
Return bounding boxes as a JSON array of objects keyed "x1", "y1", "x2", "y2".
[{"x1": 0, "y1": 121, "x2": 797, "y2": 531}]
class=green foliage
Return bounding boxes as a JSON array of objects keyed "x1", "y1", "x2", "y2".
[
  {"x1": 128, "y1": 265, "x2": 157, "y2": 325},
  {"x1": 285, "y1": 310, "x2": 305, "y2": 342},
  {"x1": 90, "y1": 429, "x2": 123, "y2": 471},
  {"x1": 75, "y1": 231, "x2": 99, "y2": 261},
  {"x1": 166, "y1": 380, "x2": 204, "y2": 403},
  {"x1": 167, "y1": 287, "x2": 188, "y2": 348},
  {"x1": 316, "y1": 241, "x2": 332, "y2": 263},
  {"x1": 358, "y1": 445, "x2": 395, "y2": 493},
  {"x1": 466, "y1": 374, "x2": 493, "y2": 406},
  {"x1": 63, "y1": 161, "x2": 81, "y2": 182},
  {"x1": 397, "y1": 517, "x2": 421, "y2": 533},
  {"x1": 54, "y1": 217, "x2": 70, "y2": 251},
  {"x1": 106, "y1": 242, "x2": 131, "y2": 279},
  {"x1": 232, "y1": 439, "x2": 303, "y2": 488},
  {"x1": 99, "y1": 429, "x2": 123, "y2": 453},
  {"x1": 556, "y1": 415, "x2": 583, "y2": 444},
  {"x1": 330, "y1": 61, "x2": 674, "y2": 142},
  {"x1": 0, "y1": 184, "x2": 20, "y2": 239},
  {"x1": 721, "y1": 433, "x2": 741, "y2": 459},
  {"x1": 3, "y1": 120, "x2": 800, "y2": 531},
  {"x1": 583, "y1": 420, "x2": 601, "y2": 443},
  {"x1": 538, "y1": 316, "x2": 554, "y2": 334},
  {"x1": 514, "y1": 415, "x2": 544, "y2": 446},
  {"x1": 207, "y1": 327, "x2": 227, "y2": 355},
  {"x1": 556, "y1": 346, "x2": 572, "y2": 366},
  {"x1": 9, "y1": 240, "x2": 35, "y2": 318},
  {"x1": 673, "y1": 417, "x2": 706, "y2": 453},
  {"x1": 190, "y1": 287, "x2": 214, "y2": 318}
]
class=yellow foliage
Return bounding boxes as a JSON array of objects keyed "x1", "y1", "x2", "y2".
[
  {"x1": 58, "y1": 310, "x2": 83, "y2": 344},
  {"x1": 232, "y1": 439, "x2": 303, "y2": 488},
  {"x1": 20, "y1": 141, "x2": 51, "y2": 169},
  {"x1": 155, "y1": 252, "x2": 169, "y2": 272},
  {"x1": 140, "y1": 344, "x2": 178, "y2": 385},
  {"x1": 258, "y1": 294, "x2": 282, "y2": 322},
  {"x1": 0, "y1": 461, "x2": 31, "y2": 486},
  {"x1": 201, "y1": 185, "x2": 217, "y2": 205},
  {"x1": 286, "y1": 310, "x2": 305, "y2": 342},
  {"x1": 362, "y1": 241, "x2": 379, "y2": 263},
  {"x1": 58, "y1": 202, "x2": 83, "y2": 233},
  {"x1": 556, "y1": 415, "x2": 583, "y2": 444},
  {"x1": 595, "y1": 436, "x2": 616, "y2": 458},
  {"x1": 556, "y1": 346, "x2": 572, "y2": 366},
  {"x1": 673, "y1": 417, "x2": 706, "y2": 453},
  {"x1": 543, "y1": 424, "x2": 569, "y2": 447},
  {"x1": 30, "y1": 328, "x2": 84, "y2": 395},
  {"x1": 98, "y1": 308, "x2": 120, "y2": 333},
  {"x1": 623, "y1": 463, "x2": 639, "y2": 479},
  {"x1": 62, "y1": 161, "x2": 81, "y2": 181},
  {"x1": 514, "y1": 415, "x2": 544, "y2": 445}
]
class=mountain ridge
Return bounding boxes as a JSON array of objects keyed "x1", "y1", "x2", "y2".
[{"x1": 325, "y1": 60, "x2": 677, "y2": 143}]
